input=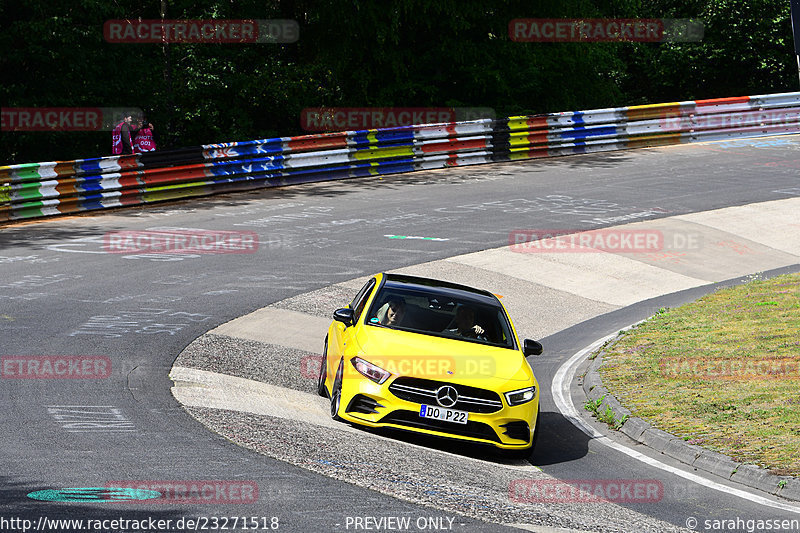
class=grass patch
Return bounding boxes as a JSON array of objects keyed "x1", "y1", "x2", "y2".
[
  {"x1": 584, "y1": 395, "x2": 629, "y2": 430},
  {"x1": 598, "y1": 272, "x2": 800, "y2": 476}
]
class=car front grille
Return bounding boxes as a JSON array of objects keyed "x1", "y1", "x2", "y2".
[
  {"x1": 388, "y1": 377, "x2": 503, "y2": 413},
  {"x1": 378, "y1": 410, "x2": 501, "y2": 443}
]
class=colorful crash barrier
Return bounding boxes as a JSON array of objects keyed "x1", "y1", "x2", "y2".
[{"x1": 2, "y1": 92, "x2": 799, "y2": 222}]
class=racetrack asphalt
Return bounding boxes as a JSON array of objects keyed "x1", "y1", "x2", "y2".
[
  {"x1": 2, "y1": 135, "x2": 800, "y2": 532},
  {"x1": 171, "y1": 195, "x2": 800, "y2": 531}
]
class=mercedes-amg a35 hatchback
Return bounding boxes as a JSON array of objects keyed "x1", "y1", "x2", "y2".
[{"x1": 318, "y1": 273, "x2": 543, "y2": 453}]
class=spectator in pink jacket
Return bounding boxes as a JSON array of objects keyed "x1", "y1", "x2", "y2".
[
  {"x1": 111, "y1": 112, "x2": 139, "y2": 155},
  {"x1": 133, "y1": 118, "x2": 156, "y2": 153}
]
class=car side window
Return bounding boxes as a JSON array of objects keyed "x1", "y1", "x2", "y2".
[{"x1": 350, "y1": 278, "x2": 376, "y2": 321}]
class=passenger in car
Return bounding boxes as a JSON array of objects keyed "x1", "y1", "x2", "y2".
[
  {"x1": 446, "y1": 305, "x2": 487, "y2": 341},
  {"x1": 378, "y1": 297, "x2": 407, "y2": 327}
]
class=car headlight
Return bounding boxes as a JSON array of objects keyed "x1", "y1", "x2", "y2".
[
  {"x1": 504, "y1": 386, "x2": 537, "y2": 406},
  {"x1": 350, "y1": 357, "x2": 391, "y2": 384}
]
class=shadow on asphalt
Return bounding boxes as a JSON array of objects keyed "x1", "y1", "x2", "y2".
[
  {"x1": 530, "y1": 410, "x2": 591, "y2": 467},
  {"x1": 347, "y1": 409, "x2": 590, "y2": 467},
  {"x1": 0, "y1": 224, "x2": 114, "y2": 249},
  {"x1": 1, "y1": 149, "x2": 635, "y2": 238}
]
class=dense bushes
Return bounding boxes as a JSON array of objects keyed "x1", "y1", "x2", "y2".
[{"x1": 1, "y1": 0, "x2": 795, "y2": 163}]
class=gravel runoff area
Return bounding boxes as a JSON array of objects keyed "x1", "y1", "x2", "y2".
[
  {"x1": 186, "y1": 405, "x2": 685, "y2": 533},
  {"x1": 169, "y1": 196, "x2": 800, "y2": 532},
  {"x1": 173, "y1": 318, "x2": 688, "y2": 533}
]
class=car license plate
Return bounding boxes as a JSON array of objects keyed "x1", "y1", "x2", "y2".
[{"x1": 419, "y1": 404, "x2": 468, "y2": 425}]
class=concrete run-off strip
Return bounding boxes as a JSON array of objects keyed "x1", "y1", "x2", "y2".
[{"x1": 171, "y1": 196, "x2": 800, "y2": 531}]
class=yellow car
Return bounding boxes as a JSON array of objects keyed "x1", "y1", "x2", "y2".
[{"x1": 317, "y1": 273, "x2": 543, "y2": 454}]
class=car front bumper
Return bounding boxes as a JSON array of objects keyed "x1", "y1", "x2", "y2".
[{"x1": 338, "y1": 378, "x2": 539, "y2": 449}]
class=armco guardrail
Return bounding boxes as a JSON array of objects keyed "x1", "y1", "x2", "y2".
[{"x1": 2, "y1": 92, "x2": 799, "y2": 222}]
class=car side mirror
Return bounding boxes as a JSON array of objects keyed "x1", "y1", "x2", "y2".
[
  {"x1": 333, "y1": 307, "x2": 355, "y2": 327},
  {"x1": 523, "y1": 339, "x2": 543, "y2": 356}
]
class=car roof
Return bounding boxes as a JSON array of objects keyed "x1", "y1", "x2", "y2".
[{"x1": 382, "y1": 273, "x2": 501, "y2": 307}]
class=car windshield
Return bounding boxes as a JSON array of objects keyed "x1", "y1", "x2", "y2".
[{"x1": 365, "y1": 285, "x2": 516, "y2": 349}]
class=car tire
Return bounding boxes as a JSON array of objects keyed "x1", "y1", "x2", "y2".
[
  {"x1": 530, "y1": 405, "x2": 541, "y2": 452},
  {"x1": 317, "y1": 338, "x2": 328, "y2": 398},
  {"x1": 502, "y1": 445, "x2": 534, "y2": 461},
  {"x1": 330, "y1": 359, "x2": 344, "y2": 421}
]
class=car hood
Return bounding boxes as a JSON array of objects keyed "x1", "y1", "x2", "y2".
[{"x1": 353, "y1": 326, "x2": 534, "y2": 385}]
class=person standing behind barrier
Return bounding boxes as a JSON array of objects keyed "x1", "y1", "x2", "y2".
[
  {"x1": 133, "y1": 118, "x2": 156, "y2": 153},
  {"x1": 111, "y1": 112, "x2": 139, "y2": 155}
]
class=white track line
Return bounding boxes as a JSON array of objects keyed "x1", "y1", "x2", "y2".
[{"x1": 551, "y1": 334, "x2": 800, "y2": 515}]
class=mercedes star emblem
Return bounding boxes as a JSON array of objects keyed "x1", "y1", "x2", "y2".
[{"x1": 435, "y1": 385, "x2": 459, "y2": 408}]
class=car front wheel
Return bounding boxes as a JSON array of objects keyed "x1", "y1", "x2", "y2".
[
  {"x1": 530, "y1": 405, "x2": 541, "y2": 452},
  {"x1": 330, "y1": 359, "x2": 344, "y2": 421},
  {"x1": 317, "y1": 338, "x2": 328, "y2": 398}
]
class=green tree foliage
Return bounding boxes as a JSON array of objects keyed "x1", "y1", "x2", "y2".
[
  {"x1": 620, "y1": 0, "x2": 796, "y2": 102},
  {"x1": 0, "y1": 0, "x2": 796, "y2": 164}
]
